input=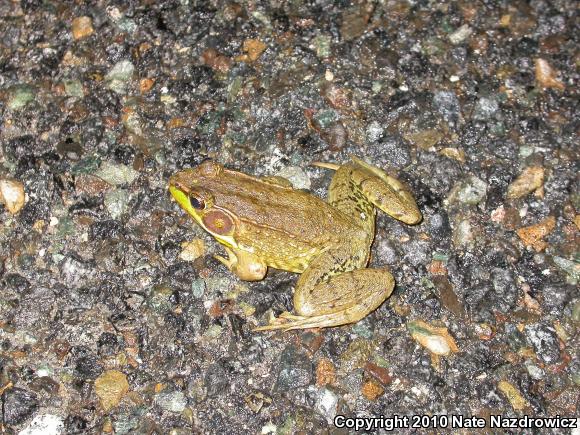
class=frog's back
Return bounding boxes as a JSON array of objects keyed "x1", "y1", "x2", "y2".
[
  {"x1": 206, "y1": 168, "x2": 361, "y2": 241},
  {"x1": 204, "y1": 168, "x2": 366, "y2": 272}
]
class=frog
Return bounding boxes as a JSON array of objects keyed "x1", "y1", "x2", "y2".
[{"x1": 168, "y1": 156, "x2": 421, "y2": 331}]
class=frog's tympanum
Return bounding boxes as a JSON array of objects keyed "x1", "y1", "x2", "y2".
[{"x1": 169, "y1": 156, "x2": 421, "y2": 331}]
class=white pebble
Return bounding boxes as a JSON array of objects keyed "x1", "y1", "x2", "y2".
[{"x1": 0, "y1": 178, "x2": 25, "y2": 214}]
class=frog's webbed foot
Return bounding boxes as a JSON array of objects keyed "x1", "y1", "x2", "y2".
[
  {"x1": 253, "y1": 309, "x2": 373, "y2": 331},
  {"x1": 253, "y1": 312, "x2": 303, "y2": 331}
]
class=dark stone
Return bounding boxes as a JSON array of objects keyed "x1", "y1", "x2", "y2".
[
  {"x1": 97, "y1": 332, "x2": 121, "y2": 356},
  {"x1": 2, "y1": 274, "x2": 31, "y2": 294},
  {"x1": 505, "y1": 323, "x2": 527, "y2": 351},
  {"x1": 112, "y1": 145, "x2": 136, "y2": 165},
  {"x1": 28, "y1": 376, "x2": 60, "y2": 396},
  {"x1": 64, "y1": 415, "x2": 88, "y2": 433},
  {"x1": 169, "y1": 136, "x2": 204, "y2": 169},
  {"x1": 160, "y1": 240, "x2": 182, "y2": 262},
  {"x1": 18, "y1": 199, "x2": 50, "y2": 227},
  {"x1": 68, "y1": 347, "x2": 103, "y2": 380},
  {"x1": 2, "y1": 387, "x2": 38, "y2": 425},
  {"x1": 56, "y1": 139, "x2": 84, "y2": 161},
  {"x1": 204, "y1": 361, "x2": 229, "y2": 397},
  {"x1": 376, "y1": 135, "x2": 411, "y2": 168},
  {"x1": 274, "y1": 345, "x2": 312, "y2": 392},
  {"x1": 542, "y1": 283, "x2": 572, "y2": 310},
  {"x1": 2, "y1": 135, "x2": 38, "y2": 161},
  {"x1": 89, "y1": 220, "x2": 125, "y2": 240},
  {"x1": 427, "y1": 212, "x2": 451, "y2": 240},
  {"x1": 433, "y1": 91, "x2": 461, "y2": 123},
  {"x1": 491, "y1": 267, "x2": 518, "y2": 311},
  {"x1": 164, "y1": 261, "x2": 198, "y2": 291}
]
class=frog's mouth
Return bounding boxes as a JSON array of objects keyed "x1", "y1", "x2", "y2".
[{"x1": 169, "y1": 185, "x2": 191, "y2": 211}]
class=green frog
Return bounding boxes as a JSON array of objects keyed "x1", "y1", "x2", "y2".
[{"x1": 169, "y1": 156, "x2": 421, "y2": 331}]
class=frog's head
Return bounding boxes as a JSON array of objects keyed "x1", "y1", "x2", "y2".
[{"x1": 169, "y1": 160, "x2": 238, "y2": 246}]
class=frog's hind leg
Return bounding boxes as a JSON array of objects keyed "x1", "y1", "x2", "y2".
[
  {"x1": 253, "y1": 268, "x2": 394, "y2": 331},
  {"x1": 253, "y1": 246, "x2": 395, "y2": 331},
  {"x1": 321, "y1": 156, "x2": 421, "y2": 227},
  {"x1": 348, "y1": 156, "x2": 422, "y2": 225}
]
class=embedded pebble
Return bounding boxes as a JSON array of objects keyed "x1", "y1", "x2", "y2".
[
  {"x1": 507, "y1": 166, "x2": 545, "y2": 199},
  {"x1": 105, "y1": 60, "x2": 135, "y2": 94},
  {"x1": 0, "y1": 178, "x2": 25, "y2": 214},
  {"x1": 312, "y1": 387, "x2": 339, "y2": 422},
  {"x1": 179, "y1": 239, "x2": 206, "y2": 262},
  {"x1": 95, "y1": 161, "x2": 139, "y2": 186},
  {"x1": 361, "y1": 379, "x2": 384, "y2": 401},
  {"x1": 18, "y1": 414, "x2": 64, "y2": 435},
  {"x1": 155, "y1": 390, "x2": 187, "y2": 413},
  {"x1": 449, "y1": 24, "x2": 473, "y2": 44},
  {"x1": 366, "y1": 121, "x2": 384, "y2": 142},
  {"x1": 535, "y1": 58, "x2": 565, "y2": 90},
  {"x1": 8, "y1": 86, "x2": 34, "y2": 110},
  {"x1": 407, "y1": 320, "x2": 459, "y2": 356},
  {"x1": 315, "y1": 358, "x2": 336, "y2": 387},
  {"x1": 104, "y1": 189, "x2": 131, "y2": 219},
  {"x1": 524, "y1": 323, "x2": 561, "y2": 365},
  {"x1": 71, "y1": 16, "x2": 94, "y2": 40},
  {"x1": 516, "y1": 216, "x2": 556, "y2": 252},
  {"x1": 275, "y1": 166, "x2": 311, "y2": 190},
  {"x1": 275, "y1": 345, "x2": 313, "y2": 391},
  {"x1": 553, "y1": 256, "x2": 580, "y2": 285},
  {"x1": 433, "y1": 90, "x2": 461, "y2": 122},
  {"x1": 94, "y1": 370, "x2": 130, "y2": 412},
  {"x1": 473, "y1": 97, "x2": 500, "y2": 121},
  {"x1": 447, "y1": 176, "x2": 487, "y2": 205},
  {"x1": 239, "y1": 38, "x2": 267, "y2": 62},
  {"x1": 498, "y1": 380, "x2": 530, "y2": 411}
]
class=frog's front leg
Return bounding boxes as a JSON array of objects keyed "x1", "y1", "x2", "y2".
[
  {"x1": 254, "y1": 246, "x2": 394, "y2": 331},
  {"x1": 214, "y1": 246, "x2": 267, "y2": 281}
]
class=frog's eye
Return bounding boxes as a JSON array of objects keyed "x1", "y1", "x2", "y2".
[{"x1": 189, "y1": 194, "x2": 206, "y2": 210}]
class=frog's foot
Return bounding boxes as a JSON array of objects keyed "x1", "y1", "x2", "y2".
[
  {"x1": 253, "y1": 312, "x2": 304, "y2": 331},
  {"x1": 253, "y1": 309, "x2": 367, "y2": 331}
]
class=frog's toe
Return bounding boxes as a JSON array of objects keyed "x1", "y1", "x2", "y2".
[
  {"x1": 279, "y1": 312, "x2": 306, "y2": 321},
  {"x1": 253, "y1": 320, "x2": 291, "y2": 332},
  {"x1": 213, "y1": 254, "x2": 233, "y2": 269},
  {"x1": 252, "y1": 312, "x2": 306, "y2": 332},
  {"x1": 282, "y1": 308, "x2": 366, "y2": 330},
  {"x1": 253, "y1": 308, "x2": 366, "y2": 332}
]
